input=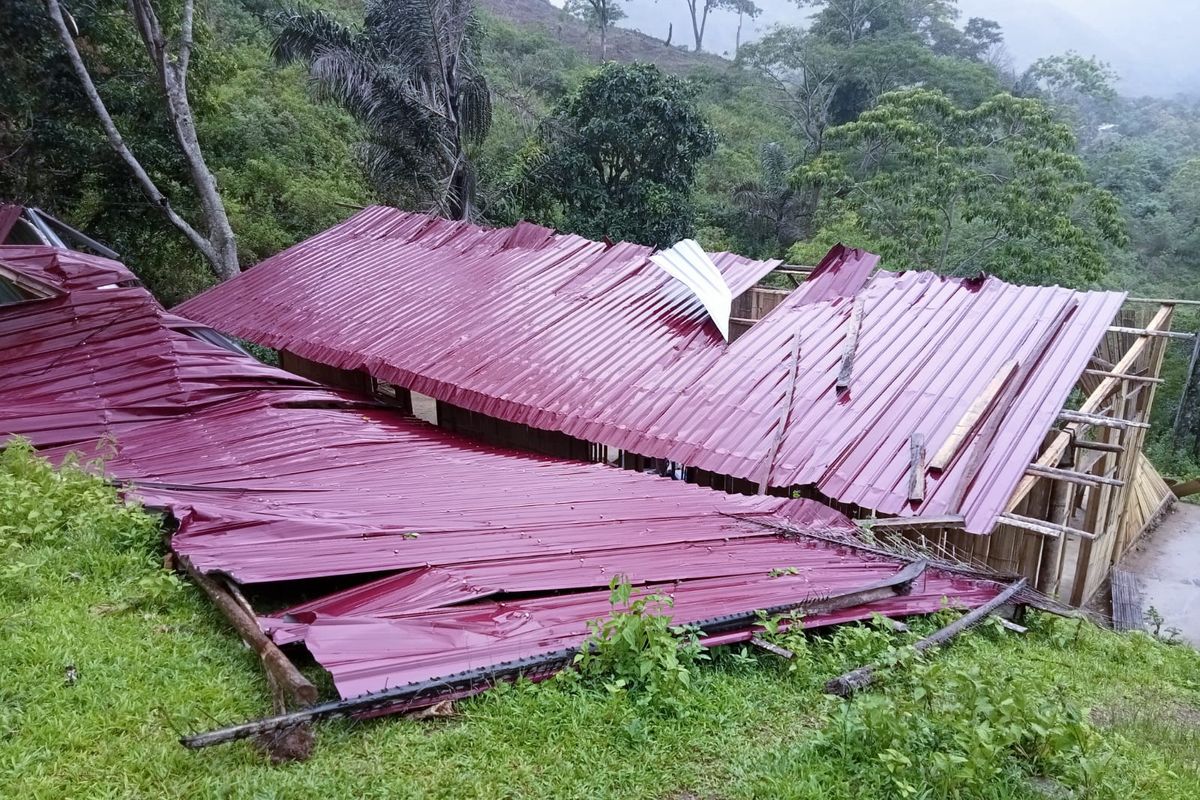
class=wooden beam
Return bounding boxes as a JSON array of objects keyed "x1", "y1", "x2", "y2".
[
  {"x1": 1009, "y1": 305, "x2": 1174, "y2": 513},
  {"x1": 836, "y1": 296, "x2": 866, "y2": 391},
  {"x1": 907, "y1": 433, "x2": 926, "y2": 502},
  {"x1": 1124, "y1": 296, "x2": 1200, "y2": 306},
  {"x1": 930, "y1": 360, "x2": 1018, "y2": 470},
  {"x1": 1057, "y1": 409, "x2": 1150, "y2": 430},
  {"x1": 999, "y1": 511, "x2": 1097, "y2": 540},
  {"x1": 869, "y1": 514, "x2": 965, "y2": 530},
  {"x1": 825, "y1": 579, "x2": 1028, "y2": 697},
  {"x1": 757, "y1": 331, "x2": 803, "y2": 493},
  {"x1": 1082, "y1": 369, "x2": 1163, "y2": 384},
  {"x1": 1025, "y1": 463, "x2": 1125, "y2": 488},
  {"x1": 179, "y1": 556, "x2": 317, "y2": 706},
  {"x1": 750, "y1": 636, "x2": 794, "y2": 659},
  {"x1": 1070, "y1": 436, "x2": 1124, "y2": 454},
  {"x1": 1107, "y1": 325, "x2": 1195, "y2": 340}
]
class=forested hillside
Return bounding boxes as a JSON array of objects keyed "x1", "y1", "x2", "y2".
[{"x1": 1, "y1": 0, "x2": 1198, "y2": 473}]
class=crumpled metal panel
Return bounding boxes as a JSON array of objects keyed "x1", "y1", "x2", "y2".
[
  {"x1": 650, "y1": 238, "x2": 734, "y2": 340},
  {"x1": 1, "y1": 245, "x2": 1004, "y2": 706},
  {"x1": 177, "y1": 208, "x2": 1124, "y2": 533}
]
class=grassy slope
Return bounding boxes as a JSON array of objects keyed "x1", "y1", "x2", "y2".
[{"x1": 2, "y1": 442, "x2": 1199, "y2": 799}]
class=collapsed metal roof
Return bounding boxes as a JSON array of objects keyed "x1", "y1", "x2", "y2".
[
  {"x1": 1, "y1": 244, "x2": 1005, "y2": 706},
  {"x1": 177, "y1": 206, "x2": 1126, "y2": 534}
]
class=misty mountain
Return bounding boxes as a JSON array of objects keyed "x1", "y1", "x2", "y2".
[{"x1": 605, "y1": 0, "x2": 1200, "y2": 98}]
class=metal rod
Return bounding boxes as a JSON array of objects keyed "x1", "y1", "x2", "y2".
[{"x1": 1082, "y1": 369, "x2": 1163, "y2": 384}]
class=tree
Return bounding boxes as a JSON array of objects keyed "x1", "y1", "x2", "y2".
[
  {"x1": 42, "y1": 0, "x2": 240, "y2": 280},
  {"x1": 514, "y1": 63, "x2": 717, "y2": 247},
  {"x1": 272, "y1": 0, "x2": 492, "y2": 220},
  {"x1": 682, "y1": 0, "x2": 758, "y2": 54},
  {"x1": 730, "y1": 142, "x2": 806, "y2": 253},
  {"x1": 732, "y1": 1, "x2": 761, "y2": 58},
  {"x1": 567, "y1": 0, "x2": 624, "y2": 61},
  {"x1": 810, "y1": 88, "x2": 1127, "y2": 285}
]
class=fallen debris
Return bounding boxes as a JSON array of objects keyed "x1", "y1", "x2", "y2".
[{"x1": 824, "y1": 578, "x2": 1028, "y2": 697}]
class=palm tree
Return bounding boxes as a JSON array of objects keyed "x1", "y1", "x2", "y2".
[
  {"x1": 732, "y1": 142, "x2": 807, "y2": 252},
  {"x1": 272, "y1": 0, "x2": 491, "y2": 219}
]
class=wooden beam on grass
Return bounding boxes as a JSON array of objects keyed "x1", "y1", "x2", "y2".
[
  {"x1": 825, "y1": 578, "x2": 1027, "y2": 697},
  {"x1": 750, "y1": 636, "x2": 794, "y2": 660},
  {"x1": 179, "y1": 556, "x2": 317, "y2": 706}
]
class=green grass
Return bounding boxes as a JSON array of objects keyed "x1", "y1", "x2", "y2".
[{"x1": 2, "y1": 440, "x2": 1199, "y2": 799}]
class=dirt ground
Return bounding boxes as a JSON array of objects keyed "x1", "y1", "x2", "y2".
[{"x1": 1118, "y1": 502, "x2": 1200, "y2": 645}]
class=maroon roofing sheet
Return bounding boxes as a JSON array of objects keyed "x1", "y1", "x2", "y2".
[
  {"x1": 2, "y1": 245, "x2": 1004, "y2": 705},
  {"x1": 0, "y1": 204, "x2": 22, "y2": 242},
  {"x1": 177, "y1": 208, "x2": 1125, "y2": 533}
]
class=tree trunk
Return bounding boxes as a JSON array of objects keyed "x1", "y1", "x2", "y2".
[
  {"x1": 600, "y1": 23, "x2": 607, "y2": 60},
  {"x1": 735, "y1": 9, "x2": 743, "y2": 58},
  {"x1": 44, "y1": 0, "x2": 239, "y2": 281},
  {"x1": 688, "y1": 1, "x2": 703, "y2": 52}
]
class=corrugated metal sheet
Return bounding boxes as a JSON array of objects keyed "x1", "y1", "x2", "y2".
[
  {"x1": 178, "y1": 208, "x2": 1125, "y2": 533},
  {"x1": 0, "y1": 204, "x2": 22, "y2": 242},
  {"x1": 2, "y1": 245, "x2": 1005, "y2": 705}
]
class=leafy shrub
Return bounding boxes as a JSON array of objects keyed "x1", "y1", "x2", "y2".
[
  {"x1": 0, "y1": 439, "x2": 163, "y2": 599},
  {"x1": 573, "y1": 577, "x2": 709, "y2": 712}
]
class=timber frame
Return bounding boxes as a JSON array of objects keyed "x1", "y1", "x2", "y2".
[{"x1": 872, "y1": 302, "x2": 1181, "y2": 606}]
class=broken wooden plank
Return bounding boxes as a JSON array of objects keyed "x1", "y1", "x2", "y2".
[
  {"x1": 997, "y1": 618, "x2": 1027, "y2": 634},
  {"x1": 1025, "y1": 463, "x2": 1125, "y2": 489},
  {"x1": 930, "y1": 359, "x2": 1018, "y2": 471},
  {"x1": 907, "y1": 433, "x2": 926, "y2": 502},
  {"x1": 825, "y1": 578, "x2": 1027, "y2": 697},
  {"x1": 835, "y1": 296, "x2": 865, "y2": 391},
  {"x1": 750, "y1": 636, "x2": 794, "y2": 660}
]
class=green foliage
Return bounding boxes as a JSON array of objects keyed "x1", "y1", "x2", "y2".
[
  {"x1": 271, "y1": 0, "x2": 490, "y2": 219},
  {"x1": 512, "y1": 62, "x2": 717, "y2": 247},
  {"x1": 573, "y1": 577, "x2": 709, "y2": 711},
  {"x1": 809, "y1": 88, "x2": 1128, "y2": 285},
  {"x1": 3, "y1": 451, "x2": 1200, "y2": 796}
]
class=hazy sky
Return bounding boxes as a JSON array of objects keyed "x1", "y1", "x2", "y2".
[{"x1": 594, "y1": 0, "x2": 1200, "y2": 97}]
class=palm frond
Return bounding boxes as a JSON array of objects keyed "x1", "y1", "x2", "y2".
[{"x1": 270, "y1": 8, "x2": 359, "y2": 66}]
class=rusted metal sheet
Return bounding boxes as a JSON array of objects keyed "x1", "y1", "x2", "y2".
[{"x1": 1, "y1": 245, "x2": 1007, "y2": 709}]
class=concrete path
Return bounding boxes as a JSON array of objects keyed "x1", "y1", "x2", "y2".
[{"x1": 1118, "y1": 502, "x2": 1200, "y2": 645}]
